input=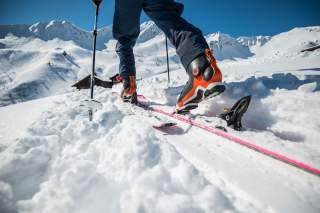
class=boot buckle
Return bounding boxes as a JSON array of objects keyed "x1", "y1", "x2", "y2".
[{"x1": 192, "y1": 68, "x2": 200, "y2": 76}]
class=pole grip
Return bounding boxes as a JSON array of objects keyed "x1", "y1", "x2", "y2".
[{"x1": 92, "y1": 0, "x2": 103, "y2": 7}]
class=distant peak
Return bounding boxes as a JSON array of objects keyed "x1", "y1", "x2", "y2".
[
  {"x1": 206, "y1": 32, "x2": 235, "y2": 42},
  {"x1": 29, "y1": 20, "x2": 74, "y2": 30},
  {"x1": 137, "y1": 21, "x2": 163, "y2": 43},
  {"x1": 140, "y1": 20, "x2": 157, "y2": 28}
]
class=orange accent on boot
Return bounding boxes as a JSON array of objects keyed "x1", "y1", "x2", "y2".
[
  {"x1": 121, "y1": 76, "x2": 136, "y2": 99},
  {"x1": 204, "y1": 48, "x2": 223, "y2": 82},
  {"x1": 176, "y1": 75, "x2": 209, "y2": 108},
  {"x1": 128, "y1": 76, "x2": 136, "y2": 95}
]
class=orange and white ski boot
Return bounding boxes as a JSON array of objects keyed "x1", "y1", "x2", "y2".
[
  {"x1": 121, "y1": 75, "x2": 137, "y2": 104},
  {"x1": 176, "y1": 49, "x2": 225, "y2": 114}
]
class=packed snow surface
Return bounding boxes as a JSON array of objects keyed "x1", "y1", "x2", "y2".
[{"x1": 0, "y1": 21, "x2": 320, "y2": 213}]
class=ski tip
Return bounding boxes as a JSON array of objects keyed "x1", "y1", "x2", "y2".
[
  {"x1": 243, "y1": 95, "x2": 251, "y2": 101},
  {"x1": 153, "y1": 122, "x2": 184, "y2": 135},
  {"x1": 153, "y1": 122, "x2": 177, "y2": 129}
]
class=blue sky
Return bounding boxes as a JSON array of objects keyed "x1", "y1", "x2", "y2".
[{"x1": 1, "y1": 0, "x2": 319, "y2": 37}]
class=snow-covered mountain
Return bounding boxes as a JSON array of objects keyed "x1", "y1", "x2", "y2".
[
  {"x1": 1, "y1": 20, "x2": 320, "y2": 107},
  {"x1": 1, "y1": 20, "x2": 319, "y2": 59},
  {"x1": 237, "y1": 35, "x2": 271, "y2": 48},
  {"x1": 0, "y1": 20, "x2": 113, "y2": 50},
  {"x1": 206, "y1": 32, "x2": 254, "y2": 60},
  {"x1": 137, "y1": 21, "x2": 164, "y2": 43},
  {"x1": 253, "y1": 26, "x2": 320, "y2": 56}
]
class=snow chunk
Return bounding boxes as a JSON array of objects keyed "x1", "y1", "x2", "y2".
[
  {"x1": 297, "y1": 82, "x2": 317, "y2": 92},
  {"x1": 0, "y1": 181, "x2": 16, "y2": 213}
]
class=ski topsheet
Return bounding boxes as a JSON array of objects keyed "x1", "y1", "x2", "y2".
[
  {"x1": 136, "y1": 94, "x2": 320, "y2": 177},
  {"x1": 112, "y1": 92, "x2": 177, "y2": 130}
]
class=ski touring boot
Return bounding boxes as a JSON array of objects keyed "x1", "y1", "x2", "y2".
[
  {"x1": 176, "y1": 49, "x2": 225, "y2": 114},
  {"x1": 121, "y1": 75, "x2": 138, "y2": 104}
]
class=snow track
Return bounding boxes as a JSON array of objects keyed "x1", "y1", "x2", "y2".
[{"x1": 154, "y1": 117, "x2": 320, "y2": 213}]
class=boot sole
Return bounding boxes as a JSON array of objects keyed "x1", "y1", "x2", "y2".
[
  {"x1": 204, "y1": 84, "x2": 226, "y2": 100},
  {"x1": 176, "y1": 83, "x2": 225, "y2": 114},
  {"x1": 122, "y1": 92, "x2": 138, "y2": 104}
]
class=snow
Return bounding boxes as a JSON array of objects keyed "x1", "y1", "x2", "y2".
[
  {"x1": 0, "y1": 20, "x2": 320, "y2": 213},
  {"x1": 253, "y1": 26, "x2": 320, "y2": 57},
  {"x1": 0, "y1": 96, "x2": 57, "y2": 146},
  {"x1": 0, "y1": 92, "x2": 238, "y2": 213},
  {"x1": 237, "y1": 35, "x2": 271, "y2": 48}
]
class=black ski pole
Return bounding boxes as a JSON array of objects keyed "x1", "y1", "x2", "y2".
[
  {"x1": 165, "y1": 36, "x2": 170, "y2": 85},
  {"x1": 90, "y1": 0, "x2": 102, "y2": 100},
  {"x1": 89, "y1": 0, "x2": 103, "y2": 121}
]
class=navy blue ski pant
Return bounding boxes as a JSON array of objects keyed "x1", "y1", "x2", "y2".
[{"x1": 113, "y1": 0, "x2": 209, "y2": 79}]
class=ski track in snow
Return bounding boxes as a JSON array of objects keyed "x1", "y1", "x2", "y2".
[{"x1": 1, "y1": 21, "x2": 320, "y2": 213}]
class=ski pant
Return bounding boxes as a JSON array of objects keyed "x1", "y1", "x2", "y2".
[{"x1": 113, "y1": 0, "x2": 209, "y2": 79}]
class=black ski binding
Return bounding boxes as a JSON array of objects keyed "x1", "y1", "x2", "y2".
[{"x1": 219, "y1": 96, "x2": 251, "y2": 131}]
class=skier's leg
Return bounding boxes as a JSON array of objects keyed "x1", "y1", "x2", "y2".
[
  {"x1": 143, "y1": 0, "x2": 224, "y2": 113},
  {"x1": 143, "y1": 0, "x2": 206, "y2": 69},
  {"x1": 113, "y1": 0, "x2": 143, "y2": 103}
]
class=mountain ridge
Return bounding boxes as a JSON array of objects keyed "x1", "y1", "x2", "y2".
[
  {"x1": 1, "y1": 20, "x2": 319, "y2": 55},
  {"x1": 0, "y1": 20, "x2": 113, "y2": 50}
]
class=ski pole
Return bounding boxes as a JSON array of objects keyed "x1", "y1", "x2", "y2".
[
  {"x1": 89, "y1": 0, "x2": 103, "y2": 121},
  {"x1": 90, "y1": 0, "x2": 101, "y2": 100},
  {"x1": 165, "y1": 36, "x2": 170, "y2": 85}
]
